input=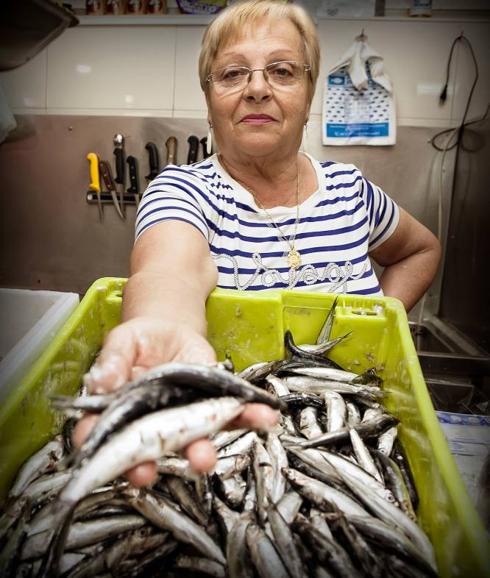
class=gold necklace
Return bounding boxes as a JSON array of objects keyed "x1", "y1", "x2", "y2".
[{"x1": 220, "y1": 156, "x2": 302, "y2": 269}]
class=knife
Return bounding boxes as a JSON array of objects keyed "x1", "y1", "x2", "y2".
[
  {"x1": 126, "y1": 155, "x2": 140, "y2": 204},
  {"x1": 86, "y1": 152, "x2": 103, "y2": 221},
  {"x1": 200, "y1": 136, "x2": 212, "y2": 159},
  {"x1": 113, "y1": 133, "x2": 126, "y2": 217},
  {"x1": 187, "y1": 135, "x2": 199, "y2": 164},
  {"x1": 99, "y1": 159, "x2": 125, "y2": 220},
  {"x1": 165, "y1": 136, "x2": 178, "y2": 165},
  {"x1": 145, "y1": 142, "x2": 160, "y2": 181}
]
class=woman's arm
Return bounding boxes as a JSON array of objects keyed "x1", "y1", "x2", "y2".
[{"x1": 369, "y1": 207, "x2": 441, "y2": 312}]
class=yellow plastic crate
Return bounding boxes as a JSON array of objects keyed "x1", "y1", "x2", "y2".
[{"x1": 0, "y1": 278, "x2": 488, "y2": 577}]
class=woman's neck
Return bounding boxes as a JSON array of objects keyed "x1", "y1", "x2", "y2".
[{"x1": 218, "y1": 152, "x2": 303, "y2": 208}]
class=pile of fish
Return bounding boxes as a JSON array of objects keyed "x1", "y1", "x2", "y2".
[{"x1": 0, "y1": 314, "x2": 439, "y2": 578}]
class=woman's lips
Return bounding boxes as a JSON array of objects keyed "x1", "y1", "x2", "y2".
[{"x1": 241, "y1": 114, "x2": 275, "y2": 124}]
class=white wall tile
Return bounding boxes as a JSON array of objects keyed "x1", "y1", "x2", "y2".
[
  {"x1": 46, "y1": 27, "x2": 176, "y2": 111},
  {"x1": 0, "y1": 50, "x2": 47, "y2": 111},
  {"x1": 174, "y1": 26, "x2": 207, "y2": 113}
]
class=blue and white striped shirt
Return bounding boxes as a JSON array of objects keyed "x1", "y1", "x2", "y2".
[{"x1": 135, "y1": 153, "x2": 399, "y2": 295}]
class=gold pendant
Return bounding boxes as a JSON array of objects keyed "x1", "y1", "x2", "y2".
[{"x1": 287, "y1": 248, "x2": 302, "y2": 269}]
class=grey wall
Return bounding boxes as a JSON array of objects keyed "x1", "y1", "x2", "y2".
[
  {"x1": 439, "y1": 117, "x2": 490, "y2": 350},
  {"x1": 0, "y1": 115, "x2": 451, "y2": 304}
]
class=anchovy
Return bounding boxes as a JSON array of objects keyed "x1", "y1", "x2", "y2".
[
  {"x1": 348, "y1": 516, "x2": 437, "y2": 576},
  {"x1": 246, "y1": 522, "x2": 290, "y2": 578},
  {"x1": 377, "y1": 425, "x2": 398, "y2": 456},
  {"x1": 9, "y1": 437, "x2": 64, "y2": 498},
  {"x1": 217, "y1": 431, "x2": 258, "y2": 459},
  {"x1": 334, "y1": 472, "x2": 436, "y2": 569},
  {"x1": 374, "y1": 450, "x2": 417, "y2": 521},
  {"x1": 155, "y1": 456, "x2": 194, "y2": 479},
  {"x1": 301, "y1": 333, "x2": 350, "y2": 356},
  {"x1": 252, "y1": 439, "x2": 274, "y2": 522},
  {"x1": 282, "y1": 468, "x2": 370, "y2": 518},
  {"x1": 289, "y1": 414, "x2": 398, "y2": 449},
  {"x1": 265, "y1": 374, "x2": 290, "y2": 397},
  {"x1": 211, "y1": 429, "x2": 249, "y2": 450},
  {"x1": 349, "y1": 428, "x2": 383, "y2": 483},
  {"x1": 127, "y1": 362, "x2": 285, "y2": 409},
  {"x1": 280, "y1": 392, "x2": 324, "y2": 408},
  {"x1": 39, "y1": 397, "x2": 243, "y2": 576},
  {"x1": 212, "y1": 494, "x2": 241, "y2": 535},
  {"x1": 298, "y1": 406, "x2": 324, "y2": 439},
  {"x1": 239, "y1": 360, "x2": 286, "y2": 383},
  {"x1": 265, "y1": 432, "x2": 288, "y2": 504},
  {"x1": 316, "y1": 296, "x2": 338, "y2": 344},
  {"x1": 165, "y1": 475, "x2": 208, "y2": 526},
  {"x1": 213, "y1": 454, "x2": 251, "y2": 479},
  {"x1": 294, "y1": 514, "x2": 364, "y2": 578},
  {"x1": 22, "y1": 515, "x2": 146, "y2": 560},
  {"x1": 320, "y1": 450, "x2": 397, "y2": 505},
  {"x1": 0, "y1": 500, "x2": 29, "y2": 578},
  {"x1": 346, "y1": 402, "x2": 361, "y2": 426},
  {"x1": 283, "y1": 376, "x2": 382, "y2": 400},
  {"x1": 324, "y1": 391, "x2": 347, "y2": 432},
  {"x1": 121, "y1": 487, "x2": 225, "y2": 564},
  {"x1": 174, "y1": 554, "x2": 226, "y2": 577},
  {"x1": 227, "y1": 514, "x2": 254, "y2": 578},
  {"x1": 220, "y1": 475, "x2": 248, "y2": 509},
  {"x1": 284, "y1": 331, "x2": 341, "y2": 368},
  {"x1": 49, "y1": 394, "x2": 115, "y2": 414},
  {"x1": 276, "y1": 491, "x2": 303, "y2": 525},
  {"x1": 267, "y1": 501, "x2": 307, "y2": 578}
]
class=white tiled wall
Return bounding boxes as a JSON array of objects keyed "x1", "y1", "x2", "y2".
[{"x1": 1, "y1": 18, "x2": 488, "y2": 126}]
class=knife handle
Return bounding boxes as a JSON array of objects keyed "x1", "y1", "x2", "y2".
[
  {"x1": 165, "y1": 136, "x2": 178, "y2": 166},
  {"x1": 86, "y1": 152, "x2": 101, "y2": 193},
  {"x1": 113, "y1": 147, "x2": 125, "y2": 185},
  {"x1": 127, "y1": 155, "x2": 139, "y2": 195},
  {"x1": 187, "y1": 135, "x2": 199, "y2": 164},
  {"x1": 145, "y1": 142, "x2": 160, "y2": 180}
]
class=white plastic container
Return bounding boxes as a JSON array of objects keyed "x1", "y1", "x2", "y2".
[{"x1": 0, "y1": 288, "x2": 79, "y2": 403}]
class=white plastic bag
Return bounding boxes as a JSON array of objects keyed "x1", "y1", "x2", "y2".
[{"x1": 322, "y1": 36, "x2": 396, "y2": 146}]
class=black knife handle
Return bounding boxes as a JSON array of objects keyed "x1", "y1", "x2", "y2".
[
  {"x1": 145, "y1": 142, "x2": 160, "y2": 180},
  {"x1": 200, "y1": 136, "x2": 211, "y2": 159},
  {"x1": 126, "y1": 155, "x2": 139, "y2": 195},
  {"x1": 113, "y1": 148, "x2": 125, "y2": 185},
  {"x1": 187, "y1": 135, "x2": 199, "y2": 164}
]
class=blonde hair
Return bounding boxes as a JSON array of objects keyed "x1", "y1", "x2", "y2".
[{"x1": 198, "y1": 0, "x2": 320, "y2": 102}]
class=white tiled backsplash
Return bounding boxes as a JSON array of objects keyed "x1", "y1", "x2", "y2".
[{"x1": 1, "y1": 17, "x2": 488, "y2": 126}]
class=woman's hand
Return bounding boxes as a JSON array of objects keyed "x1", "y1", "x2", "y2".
[{"x1": 73, "y1": 316, "x2": 278, "y2": 487}]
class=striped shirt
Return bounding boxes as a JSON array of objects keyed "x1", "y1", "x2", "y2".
[{"x1": 135, "y1": 153, "x2": 399, "y2": 295}]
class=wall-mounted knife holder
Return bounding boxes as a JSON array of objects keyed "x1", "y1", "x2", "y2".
[{"x1": 86, "y1": 192, "x2": 139, "y2": 205}]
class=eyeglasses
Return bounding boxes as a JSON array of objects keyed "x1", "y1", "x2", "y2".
[{"x1": 206, "y1": 60, "x2": 311, "y2": 95}]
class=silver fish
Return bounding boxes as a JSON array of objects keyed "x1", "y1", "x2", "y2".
[
  {"x1": 174, "y1": 554, "x2": 226, "y2": 578},
  {"x1": 122, "y1": 487, "x2": 225, "y2": 564},
  {"x1": 298, "y1": 406, "x2": 324, "y2": 439},
  {"x1": 246, "y1": 523, "x2": 290, "y2": 578},
  {"x1": 9, "y1": 437, "x2": 64, "y2": 498},
  {"x1": 283, "y1": 468, "x2": 370, "y2": 518},
  {"x1": 227, "y1": 514, "x2": 254, "y2": 578},
  {"x1": 349, "y1": 428, "x2": 383, "y2": 483},
  {"x1": 324, "y1": 391, "x2": 346, "y2": 432}
]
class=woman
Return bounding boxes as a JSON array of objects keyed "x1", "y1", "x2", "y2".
[{"x1": 76, "y1": 0, "x2": 441, "y2": 486}]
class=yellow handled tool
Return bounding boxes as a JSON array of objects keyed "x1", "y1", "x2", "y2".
[{"x1": 86, "y1": 152, "x2": 103, "y2": 221}]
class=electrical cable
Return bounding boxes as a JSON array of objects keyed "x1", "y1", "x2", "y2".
[{"x1": 430, "y1": 33, "x2": 488, "y2": 153}]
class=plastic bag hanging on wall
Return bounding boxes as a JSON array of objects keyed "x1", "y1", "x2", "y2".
[{"x1": 322, "y1": 32, "x2": 396, "y2": 146}]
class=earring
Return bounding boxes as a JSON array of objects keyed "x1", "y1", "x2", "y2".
[
  {"x1": 207, "y1": 123, "x2": 213, "y2": 155},
  {"x1": 301, "y1": 121, "x2": 309, "y2": 154}
]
